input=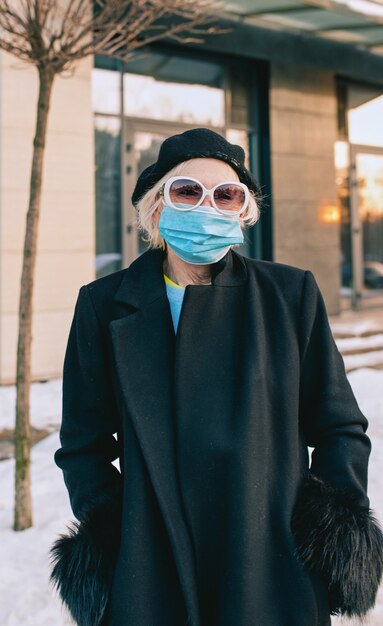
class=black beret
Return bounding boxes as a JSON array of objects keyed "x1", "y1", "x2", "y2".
[{"x1": 131, "y1": 127, "x2": 260, "y2": 207}]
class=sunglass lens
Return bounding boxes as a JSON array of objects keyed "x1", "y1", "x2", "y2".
[
  {"x1": 169, "y1": 179, "x2": 203, "y2": 208},
  {"x1": 214, "y1": 184, "x2": 246, "y2": 211}
]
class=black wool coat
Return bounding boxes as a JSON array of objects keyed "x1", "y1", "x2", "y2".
[{"x1": 50, "y1": 247, "x2": 383, "y2": 626}]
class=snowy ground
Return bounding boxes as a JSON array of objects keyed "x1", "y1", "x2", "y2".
[
  {"x1": 1, "y1": 371, "x2": 383, "y2": 626},
  {"x1": 0, "y1": 379, "x2": 62, "y2": 432}
]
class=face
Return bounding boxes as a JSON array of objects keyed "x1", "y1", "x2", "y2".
[{"x1": 153, "y1": 158, "x2": 240, "y2": 225}]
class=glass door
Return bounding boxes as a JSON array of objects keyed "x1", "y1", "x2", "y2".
[
  {"x1": 94, "y1": 54, "x2": 264, "y2": 275},
  {"x1": 95, "y1": 114, "x2": 122, "y2": 279},
  {"x1": 122, "y1": 120, "x2": 254, "y2": 267},
  {"x1": 122, "y1": 120, "x2": 198, "y2": 267},
  {"x1": 350, "y1": 145, "x2": 383, "y2": 305}
]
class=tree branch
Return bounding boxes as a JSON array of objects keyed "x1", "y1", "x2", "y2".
[{"x1": 0, "y1": 0, "x2": 224, "y2": 73}]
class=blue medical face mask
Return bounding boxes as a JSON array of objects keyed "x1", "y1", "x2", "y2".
[{"x1": 158, "y1": 203, "x2": 244, "y2": 265}]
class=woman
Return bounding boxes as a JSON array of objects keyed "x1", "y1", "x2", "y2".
[{"x1": 50, "y1": 128, "x2": 383, "y2": 626}]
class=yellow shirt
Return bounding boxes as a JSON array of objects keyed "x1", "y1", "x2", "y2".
[{"x1": 163, "y1": 273, "x2": 183, "y2": 289}]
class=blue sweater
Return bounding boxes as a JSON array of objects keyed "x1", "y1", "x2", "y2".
[{"x1": 164, "y1": 274, "x2": 186, "y2": 332}]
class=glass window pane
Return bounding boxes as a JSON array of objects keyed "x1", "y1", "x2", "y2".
[
  {"x1": 335, "y1": 140, "x2": 352, "y2": 288},
  {"x1": 123, "y1": 72, "x2": 225, "y2": 126},
  {"x1": 228, "y1": 71, "x2": 250, "y2": 128},
  {"x1": 92, "y1": 69, "x2": 121, "y2": 115},
  {"x1": 132, "y1": 131, "x2": 171, "y2": 256},
  {"x1": 95, "y1": 115, "x2": 122, "y2": 278},
  {"x1": 226, "y1": 129, "x2": 250, "y2": 167},
  {"x1": 348, "y1": 85, "x2": 383, "y2": 147},
  {"x1": 225, "y1": 129, "x2": 253, "y2": 258},
  {"x1": 356, "y1": 152, "x2": 383, "y2": 290}
]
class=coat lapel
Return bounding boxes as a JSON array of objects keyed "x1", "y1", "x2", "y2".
[
  {"x1": 108, "y1": 248, "x2": 200, "y2": 623},
  {"x1": 107, "y1": 247, "x2": 247, "y2": 625}
]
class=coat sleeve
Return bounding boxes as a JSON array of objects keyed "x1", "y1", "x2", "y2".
[
  {"x1": 291, "y1": 269, "x2": 383, "y2": 619},
  {"x1": 54, "y1": 284, "x2": 122, "y2": 519},
  {"x1": 298, "y1": 270, "x2": 371, "y2": 504},
  {"x1": 49, "y1": 285, "x2": 123, "y2": 626}
]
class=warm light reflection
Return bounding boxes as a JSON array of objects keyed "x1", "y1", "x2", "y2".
[
  {"x1": 357, "y1": 153, "x2": 383, "y2": 221},
  {"x1": 319, "y1": 200, "x2": 341, "y2": 223}
]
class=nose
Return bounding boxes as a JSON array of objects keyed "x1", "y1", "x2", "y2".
[{"x1": 202, "y1": 190, "x2": 214, "y2": 208}]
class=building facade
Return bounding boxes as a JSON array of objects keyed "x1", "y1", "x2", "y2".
[{"x1": 1, "y1": 1, "x2": 383, "y2": 384}]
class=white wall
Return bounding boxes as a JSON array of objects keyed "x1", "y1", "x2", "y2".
[{"x1": 0, "y1": 52, "x2": 95, "y2": 384}]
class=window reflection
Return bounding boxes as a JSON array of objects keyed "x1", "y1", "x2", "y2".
[
  {"x1": 92, "y1": 69, "x2": 121, "y2": 115},
  {"x1": 226, "y1": 129, "x2": 250, "y2": 167},
  {"x1": 225, "y1": 129, "x2": 253, "y2": 258},
  {"x1": 348, "y1": 88, "x2": 383, "y2": 147},
  {"x1": 356, "y1": 153, "x2": 383, "y2": 289},
  {"x1": 123, "y1": 73, "x2": 225, "y2": 126},
  {"x1": 132, "y1": 131, "x2": 169, "y2": 255},
  {"x1": 95, "y1": 116, "x2": 122, "y2": 278},
  {"x1": 92, "y1": 54, "x2": 258, "y2": 269},
  {"x1": 337, "y1": 82, "x2": 383, "y2": 294}
]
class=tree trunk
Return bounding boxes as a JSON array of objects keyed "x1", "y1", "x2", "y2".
[{"x1": 14, "y1": 66, "x2": 54, "y2": 531}]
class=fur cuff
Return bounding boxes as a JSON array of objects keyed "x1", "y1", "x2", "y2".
[
  {"x1": 291, "y1": 473, "x2": 383, "y2": 617},
  {"x1": 49, "y1": 494, "x2": 122, "y2": 626}
]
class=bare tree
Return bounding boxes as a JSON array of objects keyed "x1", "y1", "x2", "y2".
[{"x1": 0, "y1": 0, "x2": 220, "y2": 531}]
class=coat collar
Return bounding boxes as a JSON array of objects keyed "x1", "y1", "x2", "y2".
[{"x1": 113, "y1": 246, "x2": 247, "y2": 310}]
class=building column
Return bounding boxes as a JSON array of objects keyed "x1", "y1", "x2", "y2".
[{"x1": 270, "y1": 62, "x2": 340, "y2": 314}]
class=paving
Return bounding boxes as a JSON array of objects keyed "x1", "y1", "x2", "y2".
[
  {"x1": 328, "y1": 300, "x2": 383, "y2": 625},
  {"x1": 329, "y1": 300, "x2": 383, "y2": 373}
]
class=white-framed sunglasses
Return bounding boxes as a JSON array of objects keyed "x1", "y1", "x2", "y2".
[{"x1": 160, "y1": 176, "x2": 250, "y2": 216}]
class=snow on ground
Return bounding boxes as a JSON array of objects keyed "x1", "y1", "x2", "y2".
[
  {"x1": 0, "y1": 379, "x2": 62, "y2": 431},
  {"x1": 335, "y1": 334, "x2": 383, "y2": 354},
  {"x1": 332, "y1": 368, "x2": 383, "y2": 626},
  {"x1": 0, "y1": 432, "x2": 74, "y2": 625},
  {"x1": 343, "y1": 350, "x2": 383, "y2": 372},
  {"x1": 1, "y1": 370, "x2": 383, "y2": 625},
  {"x1": 330, "y1": 320, "x2": 383, "y2": 338}
]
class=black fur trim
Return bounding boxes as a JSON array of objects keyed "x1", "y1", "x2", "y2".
[
  {"x1": 291, "y1": 473, "x2": 383, "y2": 617},
  {"x1": 49, "y1": 494, "x2": 122, "y2": 626}
]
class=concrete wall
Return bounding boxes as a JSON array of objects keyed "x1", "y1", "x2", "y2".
[
  {"x1": 270, "y1": 63, "x2": 340, "y2": 314},
  {"x1": 0, "y1": 52, "x2": 95, "y2": 385}
]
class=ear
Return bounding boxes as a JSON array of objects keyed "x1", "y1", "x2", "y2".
[
  {"x1": 152, "y1": 198, "x2": 163, "y2": 226},
  {"x1": 152, "y1": 209, "x2": 160, "y2": 225}
]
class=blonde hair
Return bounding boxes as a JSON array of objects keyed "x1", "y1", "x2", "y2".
[{"x1": 135, "y1": 159, "x2": 262, "y2": 249}]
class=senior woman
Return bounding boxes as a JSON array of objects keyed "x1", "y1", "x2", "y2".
[{"x1": 50, "y1": 128, "x2": 383, "y2": 626}]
